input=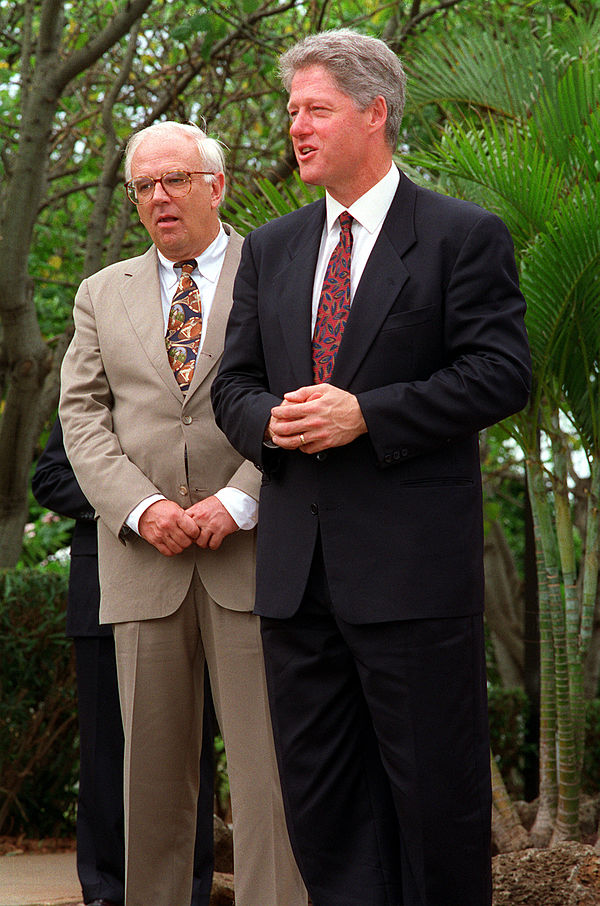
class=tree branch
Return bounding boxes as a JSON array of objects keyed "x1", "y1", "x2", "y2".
[
  {"x1": 399, "y1": 0, "x2": 466, "y2": 42},
  {"x1": 84, "y1": 23, "x2": 141, "y2": 276},
  {"x1": 54, "y1": 0, "x2": 154, "y2": 91},
  {"x1": 39, "y1": 182, "x2": 99, "y2": 211},
  {"x1": 18, "y1": 0, "x2": 35, "y2": 114},
  {"x1": 37, "y1": 0, "x2": 63, "y2": 56}
]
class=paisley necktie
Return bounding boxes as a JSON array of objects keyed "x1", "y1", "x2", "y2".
[
  {"x1": 312, "y1": 211, "x2": 354, "y2": 384},
  {"x1": 165, "y1": 259, "x2": 202, "y2": 394}
]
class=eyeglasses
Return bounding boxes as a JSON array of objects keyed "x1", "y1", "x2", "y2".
[{"x1": 124, "y1": 170, "x2": 214, "y2": 204}]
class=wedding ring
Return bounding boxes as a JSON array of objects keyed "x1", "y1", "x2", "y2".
[{"x1": 300, "y1": 433, "x2": 306, "y2": 445}]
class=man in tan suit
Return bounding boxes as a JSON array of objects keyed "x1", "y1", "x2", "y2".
[{"x1": 59, "y1": 121, "x2": 305, "y2": 906}]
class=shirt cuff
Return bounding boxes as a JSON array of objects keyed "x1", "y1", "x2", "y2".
[
  {"x1": 215, "y1": 488, "x2": 258, "y2": 530},
  {"x1": 125, "y1": 494, "x2": 166, "y2": 535}
]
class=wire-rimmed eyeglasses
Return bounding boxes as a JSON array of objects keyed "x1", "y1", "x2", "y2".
[{"x1": 124, "y1": 170, "x2": 214, "y2": 205}]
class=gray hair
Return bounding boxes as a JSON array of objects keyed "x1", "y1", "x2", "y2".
[
  {"x1": 124, "y1": 121, "x2": 226, "y2": 199},
  {"x1": 279, "y1": 29, "x2": 406, "y2": 149}
]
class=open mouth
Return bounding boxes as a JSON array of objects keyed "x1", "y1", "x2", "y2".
[{"x1": 296, "y1": 144, "x2": 317, "y2": 160}]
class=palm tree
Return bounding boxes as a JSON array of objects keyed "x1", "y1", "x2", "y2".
[{"x1": 404, "y1": 9, "x2": 600, "y2": 845}]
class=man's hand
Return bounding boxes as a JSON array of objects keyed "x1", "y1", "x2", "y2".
[
  {"x1": 186, "y1": 496, "x2": 239, "y2": 550},
  {"x1": 268, "y1": 384, "x2": 367, "y2": 454},
  {"x1": 138, "y1": 499, "x2": 200, "y2": 556}
]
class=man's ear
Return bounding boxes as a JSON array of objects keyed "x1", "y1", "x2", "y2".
[
  {"x1": 368, "y1": 95, "x2": 388, "y2": 135},
  {"x1": 211, "y1": 172, "x2": 226, "y2": 209}
]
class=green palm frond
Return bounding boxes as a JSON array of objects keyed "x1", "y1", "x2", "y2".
[
  {"x1": 571, "y1": 106, "x2": 600, "y2": 184},
  {"x1": 549, "y1": 10, "x2": 600, "y2": 62},
  {"x1": 563, "y1": 321, "x2": 600, "y2": 456},
  {"x1": 531, "y1": 57, "x2": 600, "y2": 172},
  {"x1": 408, "y1": 116, "x2": 563, "y2": 248},
  {"x1": 225, "y1": 172, "x2": 321, "y2": 236},
  {"x1": 406, "y1": 29, "x2": 552, "y2": 120},
  {"x1": 521, "y1": 183, "x2": 600, "y2": 449}
]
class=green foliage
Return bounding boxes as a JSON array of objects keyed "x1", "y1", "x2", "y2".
[
  {"x1": 407, "y1": 29, "x2": 548, "y2": 120},
  {"x1": 406, "y1": 16, "x2": 600, "y2": 454},
  {"x1": 19, "y1": 518, "x2": 73, "y2": 570},
  {"x1": 583, "y1": 699, "x2": 600, "y2": 793},
  {"x1": 489, "y1": 687, "x2": 600, "y2": 799},
  {"x1": 488, "y1": 685, "x2": 530, "y2": 798},
  {"x1": 0, "y1": 568, "x2": 78, "y2": 837},
  {"x1": 224, "y1": 171, "x2": 322, "y2": 234},
  {"x1": 213, "y1": 734, "x2": 230, "y2": 821},
  {"x1": 481, "y1": 427, "x2": 528, "y2": 579},
  {"x1": 20, "y1": 498, "x2": 74, "y2": 570},
  {"x1": 405, "y1": 8, "x2": 600, "y2": 841}
]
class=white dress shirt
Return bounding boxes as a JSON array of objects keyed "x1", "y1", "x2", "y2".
[
  {"x1": 311, "y1": 164, "x2": 400, "y2": 334},
  {"x1": 126, "y1": 224, "x2": 258, "y2": 533}
]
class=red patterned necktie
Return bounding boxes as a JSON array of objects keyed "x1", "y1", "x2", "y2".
[
  {"x1": 312, "y1": 211, "x2": 354, "y2": 383},
  {"x1": 165, "y1": 259, "x2": 203, "y2": 394}
]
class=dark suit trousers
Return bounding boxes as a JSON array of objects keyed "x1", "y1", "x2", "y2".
[
  {"x1": 260, "y1": 541, "x2": 492, "y2": 906},
  {"x1": 74, "y1": 637, "x2": 215, "y2": 906},
  {"x1": 74, "y1": 637, "x2": 125, "y2": 904}
]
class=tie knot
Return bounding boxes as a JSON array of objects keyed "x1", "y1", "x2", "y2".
[
  {"x1": 339, "y1": 211, "x2": 353, "y2": 234},
  {"x1": 174, "y1": 259, "x2": 197, "y2": 274}
]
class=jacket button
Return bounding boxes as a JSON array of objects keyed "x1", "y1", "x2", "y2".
[
  {"x1": 316, "y1": 451, "x2": 328, "y2": 462},
  {"x1": 179, "y1": 485, "x2": 188, "y2": 496},
  {"x1": 182, "y1": 415, "x2": 192, "y2": 425},
  {"x1": 384, "y1": 453, "x2": 393, "y2": 463},
  {"x1": 310, "y1": 503, "x2": 319, "y2": 515},
  {"x1": 401, "y1": 448, "x2": 409, "y2": 457},
  {"x1": 393, "y1": 450, "x2": 401, "y2": 460}
]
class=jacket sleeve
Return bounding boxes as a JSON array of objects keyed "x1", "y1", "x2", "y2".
[
  {"x1": 59, "y1": 277, "x2": 164, "y2": 538},
  {"x1": 212, "y1": 233, "x2": 284, "y2": 473},
  {"x1": 32, "y1": 417, "x2": 95, "y2": 521}
]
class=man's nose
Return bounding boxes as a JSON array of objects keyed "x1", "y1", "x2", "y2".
[
  {"x1": 152, "y1": 179, "x2": 171, "y2": 202},
  {"x1": 290, "y1": 112, "x2": 309, "y2": 136}
]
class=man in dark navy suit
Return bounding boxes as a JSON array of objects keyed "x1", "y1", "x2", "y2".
[
  {"x1": 32, "y1": 418, "x2": 215, "y2": 906},
  {"x1": 212, "y1": 28, "x2": 531, "y2": 906}
]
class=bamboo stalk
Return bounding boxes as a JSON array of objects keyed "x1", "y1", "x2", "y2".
[
  {"x1": 528, "y1": 450, "x2": 580, "y2": 843},
  {"x1": 526, "y1": 457, "x2": 557, "y2": 846}
]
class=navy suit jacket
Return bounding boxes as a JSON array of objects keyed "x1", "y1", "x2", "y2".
[
  {"x1": 32, "y1": 418, "x2": 105, "y2": 637},
  {"x1": 212, "y1": 171, "x2": 531, "y2": 624}
]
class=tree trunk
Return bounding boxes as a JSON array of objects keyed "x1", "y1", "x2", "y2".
[
  {"x1": 527, "y1": 459, "x2": 558, "y2": 847},
  {"x1": 491, "y1": 751, "x2": 531, "y2": 853},
  {"x1": 484, "y1": 518, "x2": 525, "y2": 687}
]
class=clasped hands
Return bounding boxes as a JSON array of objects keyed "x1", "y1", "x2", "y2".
[
  {"x1": 267, "y1": 383, "x2": 367, "y2": 454},
  {"x1": 139, "y1": 496, "x2": 238, "y2": 557}
]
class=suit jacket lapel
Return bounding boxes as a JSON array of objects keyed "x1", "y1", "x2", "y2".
[
  {"x1": 120, "y1": 246, "x2": 183, "y2": 402},
  {"x1": 332, "y1": 173, "x2": 417, "y2": 388},
  {"x1": 187, "y1": 225, "x2": 244, "y2": 397},
  {"x1": 271, "y1": 200, "x2": 325, "y2": 389}
]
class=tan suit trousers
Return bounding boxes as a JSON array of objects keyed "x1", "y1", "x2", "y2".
[{"x1": 114, "y1": 568, "x2": 306, "y2": 906}]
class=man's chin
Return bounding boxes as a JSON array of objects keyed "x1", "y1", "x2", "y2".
[{"x1": 296, "y1": 161, "x2": 322, "y2": 188}]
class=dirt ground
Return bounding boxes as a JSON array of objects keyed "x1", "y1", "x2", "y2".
[
  {"x1": 492, "y1": 841, "x2": 600, "y2": 905},
  {"x1": 0, "y1": 834, "x2": 76, "y2": 855},
  {"x1": 3, "y1": 835, "x2": 600, "y2": 905}
]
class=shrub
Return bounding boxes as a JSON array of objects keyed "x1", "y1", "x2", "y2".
[
  {"x1": 488, "y1": 685, "x2": 531, "y2": 798},
  {"x1": 0, "y1": 566, "x2": 78, "y2": 837},
  {"x1": 489, "y1": 686, "x2": 600, "y2": 801},
  {"x1": 583, "y1": 698, "x2": 600, "y2": 795}
]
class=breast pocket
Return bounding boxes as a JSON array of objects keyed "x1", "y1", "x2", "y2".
[{"x1": 381, "y1": 304, "x2": 435, "y2": 331}]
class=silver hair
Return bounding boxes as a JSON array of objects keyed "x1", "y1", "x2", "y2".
[
  {"x1": 279, "y1": 29, "x2": 406, "y2": 149},
  {"x1": 124, "y1": 121, "x2": 226, "y2": 199}
]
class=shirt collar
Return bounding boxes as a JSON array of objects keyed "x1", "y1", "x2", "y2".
[
  {"x1": 325, "y1": 164, "x2": 399, "y2": 234},
  {"x1": 157, "y1": 222, "x2": 228, "y2": 285}
]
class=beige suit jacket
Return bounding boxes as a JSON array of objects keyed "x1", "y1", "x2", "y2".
[{"x1": 59, "y1": 226, "x2": 259, "y2": 625}]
